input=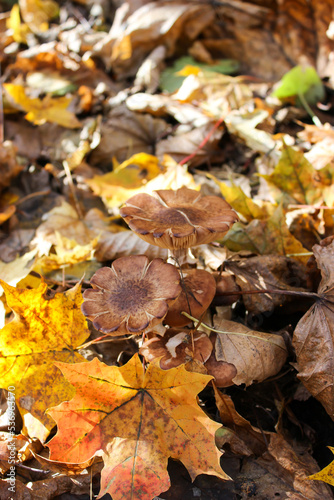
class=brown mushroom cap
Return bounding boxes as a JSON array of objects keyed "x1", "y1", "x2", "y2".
[
  {"x1": 140, "y1": 329, "x2": 213, "y2": 369},
  {"x1": 119, "y1": 186, "x2": 239, "y2": 250},
  {"x1": 81, "y1": 255, "x2": 181, "y2": 335},
  {"x1": 164, "y1": 269, "x2": 216, "y2": 327}
]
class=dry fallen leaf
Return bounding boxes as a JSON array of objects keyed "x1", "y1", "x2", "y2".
[
  {"x1": 212, "y1": 317, "x2": 287, "y2": 386},
  {"x1": 0, "y1": 141, "x2": 23, "y2": 192},
  {"x1": 32, "y1": 200, "x2": 95, "y2": 255},
  {"x1": 293, "y1": 238, "x2": 334, "y2": 420},
  {"x1": 47, "y1": 353, "x2": 229, "y2": 500}
]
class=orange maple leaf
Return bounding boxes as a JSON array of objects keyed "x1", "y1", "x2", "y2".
[{"x1": 47, "y1": 353, "x2": 229, "y2": 500}]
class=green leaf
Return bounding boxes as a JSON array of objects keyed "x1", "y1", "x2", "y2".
[{"x1": 272, "y1": 65, "x2": 324, "y2": 104}]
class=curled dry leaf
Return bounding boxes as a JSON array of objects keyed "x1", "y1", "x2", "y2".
[
  {"x1": 120, "y1": 187, "x2": 238, "y2": 250},
  {"x1": 164, "y1": 269, "x2": 216, "y2": 327},
  {"x1": 94, "y1": 229, "x2": 168, "y2": 262},
  {"x1": 81, "y1": 255, "x2": 181, "y2": 335},
  {"x1": 140, "y1": 329, "x2": 212, "y2": 369},
  {"x1": 212, "y1": 317, "x2": 287, "y2": 386},
  {"x1": 293, "y1": 238, "x2": 334, "y2": 420}
]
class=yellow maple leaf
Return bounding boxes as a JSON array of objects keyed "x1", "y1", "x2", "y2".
[
  {"x1": 0, "y1": 281, "x2": 89, "y2": 442},
  {"x1": 4, "y1": 83, "x2": 81, "y2": 128},
  {"x1": 309, "y1": 447, "x2": 334, "y2": 486}
]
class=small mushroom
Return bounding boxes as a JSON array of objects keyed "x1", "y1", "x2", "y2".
[
  {"x1": 164, "y1": 269, "x2": 216, "y2": 327},
  {"x1": 140, "y1": 328, "x2": 213, "y2": 369},
  {"x1": 120, "y1": 187, "x2": 238, "y2": 262},
  {"x1": 81, "y1": 255, "x2": 181, "y2": 335}
]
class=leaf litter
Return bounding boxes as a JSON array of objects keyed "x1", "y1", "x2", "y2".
[{"x1": 1, "y1": 0, "x2": 334, "y2": 498}]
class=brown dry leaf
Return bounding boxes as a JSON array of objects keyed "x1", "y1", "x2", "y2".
[
  {"x1": 293, "y1": 238, "x2": 334, "y2": 420},
  {"x1": 156, "y1": 122, "x2": 225, "y2": 169},
  {"x1": 126, "y1": 93, "x2": 211, "y2": 127},
  {"x1": 224, "y1": 109, "x2": 277, "y2": 156},
  {"x1": 212, "y1": 317, "x2": 287, "y2": 386},
  {"x1": 204, "y1": 1, "x2": 334, "y2": 82},
  {"x1": 0, "y1": 433, "x2": 29, "y2": 473},
  {"x1": 94, "y1": 229, "x2": 167, "y2": 262},
  {"x1": 0, "y1": 249, "x2": 37, "y2": 295},
  {"x1": 96, "y1": 2, "x2": 215, "y2": 79},
  {"x1": 84, "y1": 208, "x2": 168, "y2": 261},
  {"x1": 225, "y1": 254, "x2": 308, "y2": 314},
  {"x1": 32, "y1": 451, "x2": 96, "y2": 476},
  {"x1": 90, "y1": 106, "x2": 169, "y2": 167}
]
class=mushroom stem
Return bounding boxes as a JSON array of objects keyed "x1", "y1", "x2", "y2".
[{"x1": 167, "y1": 248, "x2": 195, "y2": 266}]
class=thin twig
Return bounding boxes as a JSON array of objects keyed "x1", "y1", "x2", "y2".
[{"x1": 179, "y1": 117, "x2": 224, "y2": 166}]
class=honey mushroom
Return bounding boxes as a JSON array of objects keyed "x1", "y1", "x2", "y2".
[
  {"x1": 120, "y1": 186, "x2": 238, "y2": 265},
  {"x1": 81, "y1": 255, "x2": 181, "y2": 335},
  {"x1": 164, "y1": 268, "x2": 216, "y2": 327},
  {"x1": 120, "y1": 187, "x2": 239, "y2": 328}
]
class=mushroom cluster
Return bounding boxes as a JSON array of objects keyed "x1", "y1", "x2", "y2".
[{"x1": 81, "y1": 186, "x2": 239, "y2": 386}]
